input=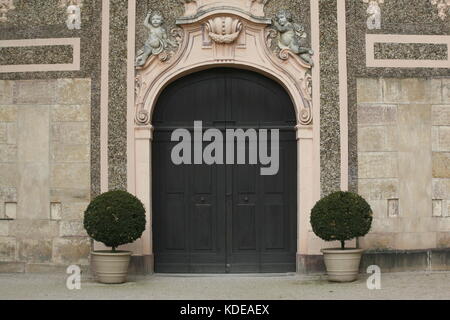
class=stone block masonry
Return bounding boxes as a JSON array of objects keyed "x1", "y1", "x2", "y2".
[
  {"x1": 0, "y1": 79, "x2": 91, "y2": 273},
  {"x1": 357, "y1": 78, "x2": 450, "y2": 251}
]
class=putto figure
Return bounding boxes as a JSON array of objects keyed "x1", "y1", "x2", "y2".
[
  {"x1": 135, "y1": 11, "x2": 177, "y2": 67},
  {"x1": 272, "y1": 10, "x2": 314, "y2": 66}
]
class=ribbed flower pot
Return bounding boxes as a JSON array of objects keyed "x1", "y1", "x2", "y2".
[
  {"x1": 321, "y1": 248, "x2": 364, "y2": 282},
  {"x1": 91, "y1": 251, "x2": 132, "y2": 284}
]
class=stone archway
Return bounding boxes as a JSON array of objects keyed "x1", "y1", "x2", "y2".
[{"x1": 130, "y1": 0, "x2": 316, "y2": 273}]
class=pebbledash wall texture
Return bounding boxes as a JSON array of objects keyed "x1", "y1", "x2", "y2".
[{"x1": 0, "y1": 0, "x2": 449, "y2": 274}]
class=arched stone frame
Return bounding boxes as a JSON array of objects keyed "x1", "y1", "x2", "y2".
[{"x1": 129, "y1": 3, "x2": 317, "y2": 272}]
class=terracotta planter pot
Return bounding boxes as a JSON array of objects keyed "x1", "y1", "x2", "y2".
[
  {"x1": 91, "y1": 251, "x2": 132, "y2": 284},
  {"x1": 321, "y1": 248, "x2": 364, "y2": 282}
]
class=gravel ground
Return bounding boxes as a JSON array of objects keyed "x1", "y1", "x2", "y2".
[{"x1": 0, "y1": 271, "x2": 449, "y2": 300}]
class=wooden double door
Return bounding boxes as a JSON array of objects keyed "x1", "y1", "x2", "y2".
[{"x1": 152, "y1": 68, "x2": 297, "y2": 273}]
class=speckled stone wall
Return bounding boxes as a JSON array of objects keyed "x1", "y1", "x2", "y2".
[
  {"x1": 374, "y1": 43, "x2": 448, "y2": 61},
  {"x1": 0, "y1": 0, "x2": 102, "y2": 198},
  {"x1": 0, "y1": 45, "x2": 74, "y2": 65},
  {"x1": 347, "y1": 0, "x2": 450, "y2": 78},
  {"x1": 108, "y1": 0, "x2": 129, "y2": 191},
  {"x1": 346, "y1": 0, "x2": 450, "y2": 193},
  {"x1": 319, "y1": 0, "x2": 341, "y2": 196}
]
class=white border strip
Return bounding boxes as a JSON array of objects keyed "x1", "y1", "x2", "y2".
[
  {"x1": 366, "y1": 34, "x2": 450, "y2": 68},
  {"x1": 338, "y1": 0, "x2": 349, "y2": 191},
  {"x1": 100, "y1": 0, "x2": 110, "y2": 193},
  {"x1": 0, "y1": 38, "x2": 80, "y2": 73}
]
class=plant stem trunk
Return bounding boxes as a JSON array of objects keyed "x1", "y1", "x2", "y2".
[
  {"x1": 112, "y1": 246, "x2": 116, "y2": 252},
  {"x1": 340, "y1": 241, "x2": 345, "y2": 250}
]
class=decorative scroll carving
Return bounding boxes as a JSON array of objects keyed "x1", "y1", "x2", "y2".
[
  {"x1": 269, "y1": 10, "x2": 314, "y2": 66},
  {"x1": 59, "y1": 0, "x2": 82, "y2": 30},
  {"x1": 431, "y1": 0, "x2": 450, "y2": 20},
  {"x1": 363, "y1": 0, "x2": 384, "y2": 30},
  {"x1": 299, "y1": 73, "x2": 313, "y2": 125},
  {"x1": 266, "y1": 28, "x2": 277, "y2": 48},
  {"x1": 136, "y1": 108, "x2": 150, "y2": 126},
  {"x1": 0, "y1": 0, "x2": 15, "y2": 23},
  {"x1": 135, "y1": 11, "x2": 183, "y2": 68},
  {"x1": 205, "y1": 17, "x2": 243, "y2": 44}
]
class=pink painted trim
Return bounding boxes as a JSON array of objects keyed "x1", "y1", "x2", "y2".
[
  {"x1": 366, "y1": 34, "x2": 450, "y2": 68},
  {"x1": 0, "y1": 38, "x2": 80, "y2": 73},
  {"x1": 338, "y1": 0, "x2": 349, "y2": 191},
  {"x1": 100, "y1": 0, "x2": 110, "y2": 193}
]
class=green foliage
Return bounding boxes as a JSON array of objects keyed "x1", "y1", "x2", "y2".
[
  {"x1": 310, "y1": 191, "x2": 373, "y2": 249},
  {"x1": 84, "y1": 190, "x2": 146, "y2": 251}
]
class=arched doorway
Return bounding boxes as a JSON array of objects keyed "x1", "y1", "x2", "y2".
[{"x1": 152, "y1": 68, "x2": 297, "y2": 273}]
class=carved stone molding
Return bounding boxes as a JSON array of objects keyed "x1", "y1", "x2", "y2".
[
  {"x1": 59, "y1": 0, "x2": 83, "y2": 30},
  {"x1": 363, "y1": 0, "x2": 384, "y2": 30},
  {"x1": 0, "y1": 0, "x2": 15, "y2": 23},
  {"x1": 135, "y1": 7, "x2": 313, "y2": 127},
  {"x1": 205, "y1": 17, "x2": 243, "y2": 44},
  {"x1": 179, "y1": 0, "x2": 269, "y2": 18},
  {"x1": 431, "y1": 0, "x2": 450, "y2": 20}
]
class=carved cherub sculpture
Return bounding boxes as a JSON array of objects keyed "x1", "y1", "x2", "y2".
[
  {"x1": 272, "y1": 10, "x2": 314, "y2": 66},
  {"x1": 135, "y1": 11, "x2": 176, "y2": 67}
]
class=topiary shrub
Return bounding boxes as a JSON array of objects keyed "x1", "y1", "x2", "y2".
[
  {"x1": 310, "y1": 191, "x2": 373, "y2": 249},
  {"x1": 84, "y1": 190, "x2": 146, "y2": 252}
]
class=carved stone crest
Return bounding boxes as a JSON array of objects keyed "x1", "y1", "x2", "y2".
[
  {"x1": 267, "y1": 9, "x2": 314, "y2": 67},
  {"x1": 205, "y1": 17, "x2": 243, "y2": 44},
  {"x1": 135, "y1": 11, "x2": 183, "y2": 68}
]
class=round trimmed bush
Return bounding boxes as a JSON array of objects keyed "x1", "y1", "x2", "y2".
[
  {"x1": 84, "y1": 190, "x2": 146, "y2": 251},
  {"x1": 310, "y1": 191, "x2": 373, "y2": 249}
]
